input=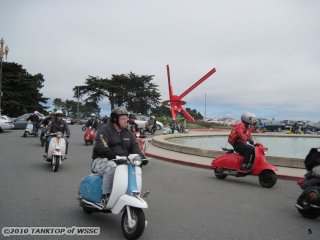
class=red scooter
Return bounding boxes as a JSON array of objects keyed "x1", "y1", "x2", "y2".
[
  {"x1": 134, "y1": 131, "x2": 146, "y2": 155},
  {"x1": 84, "y1": 126, "x2": 95, "y2": 145},
  {"x1": 211, "y1": 143, "x2": 278, "y2": 188}
]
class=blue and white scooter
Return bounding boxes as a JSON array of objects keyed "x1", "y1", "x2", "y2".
[{"x1": 78, "y1": 154, "x2": 150, "y2": 240}]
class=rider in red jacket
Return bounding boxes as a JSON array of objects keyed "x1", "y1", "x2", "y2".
[{"x1": 228, "y1": 112, "x2": 256, "y2": 170}]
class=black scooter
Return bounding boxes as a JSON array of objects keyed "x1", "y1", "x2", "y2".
[
  {"x1": 295, "y1": 148, "x2": 320, "y2": 219},
  {"x1": 295, "y1": 182, "x2": 320, "y2": 219}
]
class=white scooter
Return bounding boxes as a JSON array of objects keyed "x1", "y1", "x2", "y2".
[
  {"x1": 45, "y1": 132, "x2": 67, "y2": 172},
  {"x1": 22, "y1": 121, "x2": 37, "y2": 137},
  {"x1": 78, "y1": 154, "x2": 150, "y2": 240}
]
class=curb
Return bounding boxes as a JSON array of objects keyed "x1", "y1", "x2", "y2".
[{"x1": 145, "y1": 152, "x2": 304, "y2": 182}]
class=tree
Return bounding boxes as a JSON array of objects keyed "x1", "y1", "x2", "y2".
[
  {"x1": 81, "y1": 100, "x2": 100, "y2": 117},
  {"x1": 151, "y1": 105, "x2": 171, "y2": 117},
  {"x1": 151, "y1": 105, "x2": 203, "y2": 120},
  {"x1": 52, "y1": 98, "x2": 100, "y2": 117},
  {"x1": 53, "y1": 98, "x2": 64, "y2": 111},
  {"x1": 185, "y1": 107, "x2": 203, "y2": 120},
  {"x1": 73, "y1": 72, "x2": 161, "y2": 114},
  {"x1": 2, "y1": 62, "x2": 49, "y2": 116}
]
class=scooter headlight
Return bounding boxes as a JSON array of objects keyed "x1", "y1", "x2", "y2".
[
  {"x1": 263, "y1": 148, "x2": 268, "y2": 155},
  {"x1": 132, "y1": 155, "x2": 142, "y2": 166}
]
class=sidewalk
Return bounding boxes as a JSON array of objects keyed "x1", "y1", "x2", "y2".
[{"x1": 145, "y1": 140, "x2": 305, "y2": 181}]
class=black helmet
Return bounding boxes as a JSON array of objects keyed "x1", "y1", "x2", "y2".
[
  {"x1": 110, "y1": 107, "x2": 128, "y2": 123},
  {"x1": 129, "y1": 113, "x2": 136, "y2": 119}
]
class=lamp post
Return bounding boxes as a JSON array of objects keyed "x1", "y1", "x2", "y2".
[
  {"x1": 77, "y1": 86, "x2": 80, "y2": 125},
  {"x1": 0, "y1": 37, "x2": 9, "y2": 115}
]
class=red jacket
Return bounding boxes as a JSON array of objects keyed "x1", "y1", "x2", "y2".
[{"x1": 228, "y1": 121, "x2": 253, "y2": 145}]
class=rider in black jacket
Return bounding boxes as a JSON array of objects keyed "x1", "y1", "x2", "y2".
[
  {"x1": 91, "y1": 107, "x2": 143, "y2": 205},
  {"x1": 128, "y1": 113, "x2": 139, "y2": 134},
  {"x1": 26, "y1": 111, "x2": 40, "y2": 136},
  {"x1": 85, "y1": 113, "x2": 100, "y2": 130},
  {"x1": 42, "y1": 112, "x2": 55, "y2": 126},
  {"x1": 43, "y1": 110, "x2": 71, "y2": 159}
]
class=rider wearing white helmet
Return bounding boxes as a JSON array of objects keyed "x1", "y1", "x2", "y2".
[
  {"x1": 43, "y1": 110, "x2": 71, "y2": 159},
  {"x1": 85, "y1": 113, "x2": 99, "y2": 129},
  {"x1": 26, "y1": 111, "x2": 40, "y2": 136},
  {"x1": 228, "y1": 112, "x2": 256, "y2": 170}
]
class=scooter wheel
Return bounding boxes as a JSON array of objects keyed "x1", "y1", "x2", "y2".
[
  {"x1": 121, "y1": 207, "x2": 145, "y2": 240},
  {"x1": 259, "y1": 170, "x2": 277, "y2": 188},
  {"x1": 52, "y1": 155, "x2": 61, "y2": 172},
  {"x1": 214, "y1": 169, "x2": 227, "y2": 179},
  {"x1": 296, "y1": 187, "x2": 320, "y2": 219}
]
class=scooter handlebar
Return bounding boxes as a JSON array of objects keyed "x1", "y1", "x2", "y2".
[
  {"x1": 45, "y1": 132, "x2": 69, "y2": 138},
  {"x1": 112, "y1": 156, "x2": 150, "y2": 165}
]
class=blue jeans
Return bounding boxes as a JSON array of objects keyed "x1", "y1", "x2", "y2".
[
  {"x1": 32, "y1": 123, "x2": 38, "y2": 135},
  {"x1": 45, "y1": 136, "x2": 69, "y2": 154}
]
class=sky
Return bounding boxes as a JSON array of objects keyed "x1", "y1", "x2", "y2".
[{"x1": 1, "y1": 0, "x2": 320, "y2": 121}]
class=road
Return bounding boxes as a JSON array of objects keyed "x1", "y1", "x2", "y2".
[{"x1": 0, "y1": 125, "x2": 319, "y2": 240}]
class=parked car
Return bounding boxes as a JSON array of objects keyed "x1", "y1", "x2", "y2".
[
  {"x1": 63, "y1": 117, "x2": 76, "y2": 125},
  {"x1": 263, "y1": 120, "x2": 286, "y2": 132},
  {"x1": 79, "y1": 117, "x2": 90, "y2": 125},
  {"x1": 281, "y1": 120, "x2": 296, "y2": 128},
  {"x1": 135, "y1": 115, "x2": 164, "y2": 130},
  {"x1": 303, "y1": 122, "x2": 320, "y2": 132},
  {"x1": 0, "y1": 115, "x2": 14, "y2": 132},
  {"x1": 13, "y1": 112, "x2": 45, "y2": 129}
]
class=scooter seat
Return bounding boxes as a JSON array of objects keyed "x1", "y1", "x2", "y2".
[{"x1": 222, "y1": 147, "x2": 235, "y2": 153}]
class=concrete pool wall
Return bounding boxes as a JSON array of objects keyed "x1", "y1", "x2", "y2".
[{"x1": 150, "y1": 132, "x2": 320, "y2": 169}]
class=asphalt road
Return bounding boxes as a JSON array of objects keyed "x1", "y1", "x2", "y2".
[{"x1": 0, "y1": 125, "x2": 319, "y2": 240}]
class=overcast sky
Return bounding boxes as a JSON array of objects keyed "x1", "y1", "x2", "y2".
[{"x1": 1, "y1": 0, "x2": 320, "y2": 120}]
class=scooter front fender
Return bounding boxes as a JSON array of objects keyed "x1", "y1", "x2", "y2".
[
  {"x1": 252, "y1": 164, "x2": 278, "y2": 175},
  {"x1": 111, "y1": 194, "x2": 148, "y2": 214}
]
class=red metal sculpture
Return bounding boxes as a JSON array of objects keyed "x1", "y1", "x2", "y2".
[{"x1": 162, "y1": 65, "x2": 216, "y2": 123}]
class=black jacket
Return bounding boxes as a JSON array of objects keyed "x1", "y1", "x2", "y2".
[
  {"x1": 128, "y1": 122, "x2": 139, "y2": 133},
  {"x1": 47, "y1": 119, "x2": 71, "y2": 136},
  {"x1": 92, "y1": 122, "x2": 143, "y2": 160},
  {"x1": 42, "y1": 116, "x2": 53, "y2": 126},
  {"x1": 86, "y1": 118, "x2": 100, "y2": 129},
  {"x1": 27, "y1": 114, "x2": 39, "y2": 123}
]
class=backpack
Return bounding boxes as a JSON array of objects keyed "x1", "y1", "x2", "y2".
[
  {"x1": 304, "y1": 148, "x2": 320, "y2": 171},
  {"x1": 228, "y1": 127, "x2": 238, "y2": 145}
]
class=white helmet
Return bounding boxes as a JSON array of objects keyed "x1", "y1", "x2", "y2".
[
  {"x1": 241, "y1": 112, "x2": 256, "y2": 125},
  {"x1": 55, "y1": 110, "x2": 63, "y2": 116},
  {"x1": 34, "y1": 111, "x2": 39, "y2": 114},
  {"x1": 91, "y1": 113, "x2": 96, "y2": 117}
]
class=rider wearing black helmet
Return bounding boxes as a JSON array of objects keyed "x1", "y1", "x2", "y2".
[
  {"x1": 128, "y1": 113, "x2": 139, "y2": 133},
  {"x1": 91, "y1": 107, "x2": 144, "y2": 205},
  {"x1": 42, "y1": 112, "x2": 55, "y2": 127}
]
